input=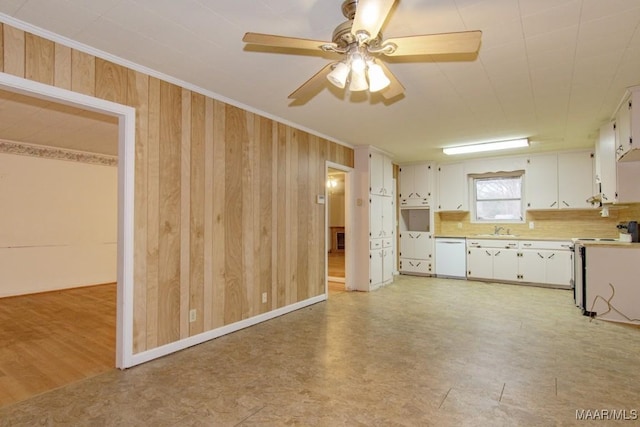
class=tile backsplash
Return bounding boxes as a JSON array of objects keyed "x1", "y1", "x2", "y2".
[{"x1": 436, "y1": 203, "x2": 640, "y2": 239}]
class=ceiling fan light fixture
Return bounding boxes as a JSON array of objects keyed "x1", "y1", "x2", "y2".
[
  {"x1": 327, "y1": 61, "x2": 350, "y2": 89},
  {"x1": 349, "y1": 67, "x2": 369, "y2": 91},
  {"x1": 443, "y1": 138, "x2": 529, "y2": 155},
  {"x1": 367, "y1": 62, "x2": 390, "y2": 92},
  {"x1": 350, "y1": 52, "x2": 366, "y2": 72}
]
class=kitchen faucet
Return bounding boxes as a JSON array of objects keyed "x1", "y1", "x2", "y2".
[{"x1": 493, "y1": 226, "x2": 504, "y2": 235}]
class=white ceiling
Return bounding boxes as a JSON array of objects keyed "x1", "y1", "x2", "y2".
[{"x1": 1, "y1": 0, "x2": 640, "y2": 162}]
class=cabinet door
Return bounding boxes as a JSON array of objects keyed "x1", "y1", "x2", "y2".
[
  {"x1": 369, "y1": 195, "x2": 384, "y2": 239},
  {"x1": 382, "y1": 247, "x2": 394, "y2": 282},
  {"x1": 437, "y1": 163, "x2": 467, "y2": 211},
  {"x1": 371, "y1": 151, "x2": 393, "y2": 196},
  {"x1": 413, "y1": 232, "x2": 432, "y2": 260},
  {"x1": 400, "y1": 163, "x2": 431, "y2": 206},
  {"x1": 401, "y1": 232, "x2": 431, "y2": 259},
  {"x1": 558, "y1": 151, "x2": 594, "y2": 209},
  {"x1": 399, "y1": 165, "x2": 414, "y2": 200},
  {"x1": 381, "y1": 196, "x2": 394, "y2": 238},
  {"x1": 466, "y1": 247, "x2": 493, "y2": 279},
  {"x1": 545, "y1": 250, "x2": 572, "y2": 286},
  {"x1": 492, "y1": 249, "x2": 519, "y2": 281},
  {"x1": 370, "y1": 151, "x2": 385, "y2": 196},
  {"x1": 400, "y1": 233, "x2": 416, "y2": 259},
  {"x1": 382, "y1": 155, "x2": 394, "y2": 197},
  {"x1": 413, "y1": 163, "x2": 431, "y2": 201},
  {"x1": 370, "y1": 249, "x2": 383, "y2": 286},
  {"x1": 616, "y1": 98, "x2": 632, "y2": 159},
  {"x1": 519, "y1": 250, "x2": 546, "y2": 283},
  {"x1": 526, "y1": 154, "x2": 558, "y2": 209},
  {"x1": 596, "y1": 122, "x2": 618, "y2": 203}
]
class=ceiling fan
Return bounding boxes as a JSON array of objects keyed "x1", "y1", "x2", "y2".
[{"x1": 243, "y1": 0, "x2": 482, "y2": 101}]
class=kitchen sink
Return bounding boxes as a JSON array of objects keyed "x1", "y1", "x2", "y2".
[{"x1": 472, "y1": 234, "x2": 518, "y2": 238}]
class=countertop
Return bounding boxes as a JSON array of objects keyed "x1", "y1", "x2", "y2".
[
  {"x1": 581, "y1": 241, "x2": 640, "y2": 248},
  {"x1": 433, "y1": 234, "x2": 640, "y2": 248},
  {"x1": 434, "y1": 235, "x2": 574, "y2": 242}
]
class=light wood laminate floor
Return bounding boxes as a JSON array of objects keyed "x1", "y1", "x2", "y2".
[
  {"x1": 0, "y1": 284, "x2": 116, "y2": 407},
  {"x1": 2, "y1": 275, "x2": 639, "y2": 425},
  {"x1": 327, "y1": 252, "x2": 345, "y2": 278}
]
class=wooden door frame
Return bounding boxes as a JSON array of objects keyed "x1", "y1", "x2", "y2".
[
  {"x1": 0, "y1": 72, "x2": 136, "y2": 369},
  {"x1": 325, "y1": 161, "x2": 353, "y2": 292}
]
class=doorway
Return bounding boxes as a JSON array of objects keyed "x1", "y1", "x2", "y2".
[
  {"x1": 0, "y1": 73, "x2": 136, "y2": 373},
  {"x1": 0, "y1": 83, "x2": 123, "y2": 406},
  {"x1": 326, "y1": 163, "x2": 352, "y2": 294}
]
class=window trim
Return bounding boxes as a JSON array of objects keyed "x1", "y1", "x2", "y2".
[{"x1": 470, "y1": 171, "x2": 525, "y2": 224}]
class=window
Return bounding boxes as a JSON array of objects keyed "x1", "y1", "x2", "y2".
[{"x1": 472, "y1": 174, "x2": 523, "y2": 222}]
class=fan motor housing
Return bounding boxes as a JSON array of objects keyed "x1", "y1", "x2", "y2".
[{"x1": 341, "y1": 0, "x2": 358, "y2": 19}]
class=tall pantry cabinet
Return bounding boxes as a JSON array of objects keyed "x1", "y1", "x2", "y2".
[
  {"x1": 352, "y1": 146, "x2": 396, "y2": 291},
  {"x1": 398, "y1": 163, "x2": 435, "y2": 275}
]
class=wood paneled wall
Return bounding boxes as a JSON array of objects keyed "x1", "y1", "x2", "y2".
[{"x1": 1, "y1": 23, "x2": 354, "y2": 354}]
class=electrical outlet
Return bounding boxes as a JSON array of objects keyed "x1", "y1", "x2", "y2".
[
  {"x1": 457, "y1": 222, "x2": 462, "y2": 229},
  {"x1": 529, "y1": 221, "x2": 535, "y2": 230},
  {"x1": 262, "y1": 292, "x2": 267, "y2": 303},
  {"x1": 189, "y1": 309, "x2": 196, "y2": 322}
]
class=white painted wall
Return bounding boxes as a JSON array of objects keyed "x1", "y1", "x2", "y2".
[{"x1": 0, "y1": 153, "x2": 117, "y2": 297}]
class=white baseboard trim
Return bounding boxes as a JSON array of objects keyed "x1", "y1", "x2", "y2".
[{"x1": 126, "y1": 293, "x2": 327, "y2": 368}]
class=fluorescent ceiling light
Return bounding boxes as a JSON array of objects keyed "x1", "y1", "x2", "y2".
[{"x1": 443, "y1": 138, "x2": 529, "y2": 155}]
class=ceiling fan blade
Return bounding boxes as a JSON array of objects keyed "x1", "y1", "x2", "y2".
[
  {"x1": 288, "y1": 63, "x2": 336, "y2": 99},
  {"x1": 352, "y1": 0, "x2": 396, "y2": 41},
  {"x1": 243, "y1": 32, "x2": 336, "y2": 52},
  {"x1": 383, "y1": 31, "x2": 482, "y2": 56},
  {"x1": 377, "y1": 62, "x2": 405, "y2": 99}
]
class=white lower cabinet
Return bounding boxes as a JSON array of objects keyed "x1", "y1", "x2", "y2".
[
  {"x1": 399, "y1": 231, "x2": 433, "y2": 275},
  {"x1": 400, "y1": 232, "x2": 432, "y2": 259},
  {"x1": 399, "y1": 258, "x2": 431, "y2": 274},
  {"x1": 467, "y1": 239, "x2": 572, "y2": 288},
  {"x1": 370, "y1": 238, "x2": 394, "y2": 288},
  {"x1": 492, "y1": 249, "x2": 519, "y2": 282},
  {"x1": 467, "y1": 239, "x2": 518, "y2": 279},
  {"x1": 466, "y1": 247, "x2": 493, "y2": 279},
  {"x1": 519, "y1": 240, "x2": 573, "y2": 287},
  {"x1": 466, "y1": 243, "x2": 518, "y2": 281},
  {"x1": 518, "y1": 250, "x2": 546, "y2": 283}
]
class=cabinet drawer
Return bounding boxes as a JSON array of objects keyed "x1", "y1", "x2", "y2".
[
  {"x1": 370, "y1": 239, "x2": 383, "y2": 250},
  {"x1": 519, "y1": 240, "x2": 572, "y2": 250},
  {"x1": 400, "y1": 198, "x2": 430, "y2": 207},
  {"x1": 400, "y1": 258, "x2": 432, "y2": 274},
  {"x1": 467, "y1": 239, "x2": 518, "y2": 248},
  {"x1": 382, "y1": 238, "x2": 393, "y2": 248}
]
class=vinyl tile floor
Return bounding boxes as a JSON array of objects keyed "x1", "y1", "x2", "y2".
[{"x1": 2, "y1": 275, "x2": 639, "y2": 426}]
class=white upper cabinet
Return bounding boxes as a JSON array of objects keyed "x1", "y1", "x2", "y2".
[
  {"x1": 558, "y1": 151, "x2": 594, "y2": 209},
  {"x1": 596, "y1": 122, "x2": 618, "y2": 203},
  {"x1": 525, "y1": 151, "x2": 594, "y2": 210},
  {"x1": 399, "y1": 163, "x2": 433, "y2": 206},
  {"x1": 615, "y1": 86, "x2": 640, "y2": 161},
  {"x1": 370, "y1": 151, "x2": 394, "y2": 197},
  {"x1": 525, "y1": 154, "x2": 558, "y2": 210},
  {"x1": 436, "y1": 163, "x2": 467, "y2": 211}
]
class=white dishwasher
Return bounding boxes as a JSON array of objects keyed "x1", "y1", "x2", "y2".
[{"x1": 435, "y1": 237, "x2": 467, "y2": 279}]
